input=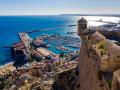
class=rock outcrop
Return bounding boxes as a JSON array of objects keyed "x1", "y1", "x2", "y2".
[
  {"x1": 111, "y1": 69, "x2": 120, "y2": 90},
  {"x1": 76, "y1": 18, "x2": 120, "y2": 90},
  {"x1": 76, "y1": 42, "x2": 109, "y2": 90},
  {"x1": 53, "y1": 68, "x2": 77, "y2": 90}
]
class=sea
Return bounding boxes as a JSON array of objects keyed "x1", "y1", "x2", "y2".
[{"x1": 0, "y1": 15, "x2": 120, "y2": 66}]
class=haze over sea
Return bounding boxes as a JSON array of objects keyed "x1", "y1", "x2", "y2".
[{"x1": 0, "y1": 15, "x2": 120, "y2": 66}]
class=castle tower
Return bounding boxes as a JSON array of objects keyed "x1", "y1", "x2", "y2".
[
  {"x1": 77, "y1": 17, "x2": 87, "y2": 35},
  {"x1": 76, "y1": 18, "x2": 109, "y2": 90}
]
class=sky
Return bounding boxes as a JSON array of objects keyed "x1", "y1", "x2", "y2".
[{"x1": 0, "y1": 0, "x2": 120, "y2": 15}]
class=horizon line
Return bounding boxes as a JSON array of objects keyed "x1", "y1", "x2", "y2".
[{"x1": 0, "y1": 13, "x2": 120, "y2": 16}]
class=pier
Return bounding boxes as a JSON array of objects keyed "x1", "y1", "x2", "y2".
[
  {"x1": 18, "y1": 32, "x2": 32, "y2": 47},
  {"x1": 56, "y1": 46, "x2": 73, "y2": 53},
  {"x1": 18, "y1": 33, "x2": 32, "y2": 60}
]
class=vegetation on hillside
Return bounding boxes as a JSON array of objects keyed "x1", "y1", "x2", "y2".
[{"x1": 97, "y1": 40, "x2": 107, "y2": 56}]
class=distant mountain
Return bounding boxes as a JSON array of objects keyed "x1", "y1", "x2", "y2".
[{"x1": 60, "y1": 14, "x2": 120, "y2": 17}]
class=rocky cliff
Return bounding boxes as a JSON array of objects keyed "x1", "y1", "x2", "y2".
[
  {"x1": 76, "y1": 38, "x2": 109, "y2": 90},
  {"x1": 76, "y1": 18, "x2": 120, "y2": 90},
  {"x1": 111, "y1": 69, "x2": 120, "y2": 90},
  {"x1": 53, "y1": 68, "x2": 77, "y2": 90}
]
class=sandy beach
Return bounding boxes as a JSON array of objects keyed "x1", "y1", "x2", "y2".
[{"x1": 0, "y1": 63, "x2": 16, "y2": 75}]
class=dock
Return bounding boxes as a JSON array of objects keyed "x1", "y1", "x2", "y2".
[
  {"x1": 56, "y1": 46, "x2": 73, "y2": 52},
  {"x1": 18, "y1": 32, "x2": 32, "y2": 47},
  {"x1": 18, "y1": 33, "x2": 33, "y2": 60},
  {"x1": 36, "y1": 47, "x2": 54, "y2": 57}
]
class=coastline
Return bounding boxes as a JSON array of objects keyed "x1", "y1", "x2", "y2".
[
  {"x1": 0, "y1": 16, "x2": 119, "y2": 66},
  {"x1": 0, "y1": 62, "x2": 16, "y2": 75}
]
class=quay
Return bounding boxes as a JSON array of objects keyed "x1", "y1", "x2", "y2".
[
  {"x1": 17, "y1": 33, "x2": 55, "y2": 61},
  {"x1": 32, "y1": 47, "x2": 54, "y2": 60},
  {"x1": 18, "y1": 33, "x2": 33, "y2": 60},
  {"x1": 56, "y1": 46, "x2": 73, "y2": 52},
  {"x1": 36, "y1": 47, "x2": 54, "y2": 57},
  {"x1": 18, "y1": 32, "x2": 32, "y2": 47}
]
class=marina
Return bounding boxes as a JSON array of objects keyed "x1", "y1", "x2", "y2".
[
  {"x1": 10, "y1": 32, "x2": 80, "y2": 65},
  {"x1": 1, "y1": 31, "x2": 80, "y2": 90}
]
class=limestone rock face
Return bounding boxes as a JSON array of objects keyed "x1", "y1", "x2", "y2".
[
  {"x1": 111, "y1": 69, "x2": 120, "y2": 90},
  {"x1": 53, "y1": 68, "x2": 77, "y2": 90},
  {"x1": 76, "y1": 42, "x2": 109, "y2": 90},
  {"x1": 77, "y1": 18, "x2": 120, "y2": 90},
  {"x1": 88, "y1": 31, "x2": 105, "y2": 44},
  {"x1": 94, "y1": 39, "x2": 120, "y2": 72}
]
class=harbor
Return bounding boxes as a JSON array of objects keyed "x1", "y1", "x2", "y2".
[
  {"x1": 10, "y1": 32, "x2": 80, "y2": 66},
  {"x1": 0, "y1": 29, "x2": 80, "y2": 90},
  {"x1": 0, "y1": 31, "x2": 80, "y2": 90},
  {"x1": 1, "y1": 16, "x2": 120, "y2": 90},
  {"x1": 1, "y1": 0, "x2": 120, "y2": 89},
  {"x1": 1, "y1": 16, "x2": 120, "y2": 66}
]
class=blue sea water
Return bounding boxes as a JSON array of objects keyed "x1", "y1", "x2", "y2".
[{"x1": 0, "y1": 15, "x2": 78, "y2": 66}]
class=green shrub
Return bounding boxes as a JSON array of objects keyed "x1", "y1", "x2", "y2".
[
  {"x1": 98, "y1": 40, "x2": 105, "y2": 50},
  {"x1": 97, "y1": 40, "x2": 107, "y2": 56},
  {"x1": 107, "y1": 80, "x2": 112, "y2": 88}
]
